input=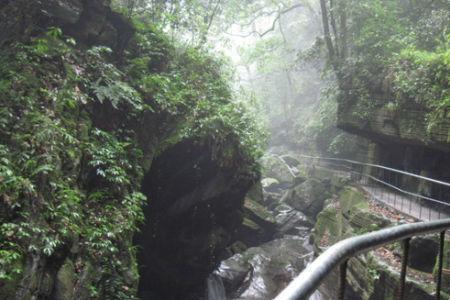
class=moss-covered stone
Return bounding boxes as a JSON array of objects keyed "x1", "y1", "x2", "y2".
[
  {"x1": 261, "y1": 178, "x2": 281, "y2": 190},
  {"x1": 282, "y1": 178, "x2": 330, "y2": 219},
  {"x1": 435, "y1": 240, "x2": 450, "y2": 294},
  {"x1": 260, "y1": 154, "x2": 295, "y2": 184},
  {"x1": 244, "y1": 198, "x2": 276, "y2": 225},
  {"x1": 53, "y1": 259, "x2": 76, "y2": 300},
  {"x1": 408, "y1": 235, "x2": 439, "y2": 273}
]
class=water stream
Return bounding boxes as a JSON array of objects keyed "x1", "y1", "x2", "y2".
[
  {"x1": 309, "y1": 290, "x2": 325, "y2": 300},
  {"x1": 206, "y1": 152, "x2": 328, "y2": 300},
  {"x1": 206, "y1": 274, "x2": 226, "y2": 300}
]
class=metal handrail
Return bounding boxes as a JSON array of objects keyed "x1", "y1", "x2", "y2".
[
  {"x1": 298, "y1": 154, "x2": 450, "y2": 188},
  {"x1": 275, "y1": 219, "x2": 450, "y2": 300},
  {"x1": 297, "y1": 154, "x2": 450, "y2": 220},
  {"x1": 360, "y1": 171, "x2": 450, "y2": 207}
]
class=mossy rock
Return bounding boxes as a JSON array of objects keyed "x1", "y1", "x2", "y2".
[
  {"x1": 261, "y1": 178, "x2": 280, "y2": 190},
  {"x1": 408, "y1": 235, "x2": 439, "y2": 273},
  {"x1": 434, "y1": 239, "x2": 450, "y2": 294},
  {"x1": 53, "y1": 258, "x2": 76, "y2": 300},
  {"x1": 314, "y1": 205, "x2": 354, "y2": 246},
  {"x1": 246, "y1": 181, "x2": 264, "y2": 204},
  {"x1": 241, "y1": 217, "x2": 261, "y2": 231},
  {"x1": 315, "y1": 185, "x2": 436, "y2": 299},
  {"x1": 243, "y1": 198, "x2": 276, "y2": 226},
  {"x1": 280, "y1": 155, "x2": 300, "y2": 167},
  {"x1": 350, "y1": 210, "x2": 391, "y2": 233},
  {"x1": 229, "y1": 241, "x2": 248, "y2": 254},
  {"x1": 260, "y1": 155, "x2": 294, "y2": 184},
  {"x1": 340, "y1": 186, "x2": 368, "y2": 214},
  {"x1": 282, "y1": 178, "x2": 330, "y2": 219}
]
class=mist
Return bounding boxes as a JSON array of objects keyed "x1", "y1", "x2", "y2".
[{"x1": 1, "y1": 1, "x2": 450, "y2": 300}]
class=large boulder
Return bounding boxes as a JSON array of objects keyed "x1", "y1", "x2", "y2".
[
  {"x1": 261, "y1": 177, "x2": 281, "y2": 192},
  {"x1": 260, "y1": 155, "x2": 295, "y2": 184},
  {"x1": 280, "y1": 154, "x2": 300, "y2": 167},
  {"x1": 247, "y1": 181, "x2": 264, "y2": 204},
  {"x1": 212, "y1": 237, "x2": 314, "y2": 300},
  {"x1": 40, "y1": 0, "x2": 84, "y2": 24},
  {"x1": 281, "y1": 178, "x2": 330, "y2": 219},
  {"x1": 51, "y1": 259, "x2": 76, "y2": 300},
  {"x1": 408, "y1": 236, "x2": 439, "y2": 273},
  {"x1": 235, "y1": 198, "x2": 277, "y2": 246},
  {"x1": 273, "y1": 204, "x2": 314, "y2": 236},
  {"x1": 135, "y1": 136, "x2": 258, "y2": 300}
]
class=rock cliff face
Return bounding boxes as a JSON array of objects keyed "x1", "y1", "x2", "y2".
[
  {"x1": 0, "y1": 0, "x2": 133, "y2": 52},
  {"x1": 338, "y1": 99, "x2": 432, "y2": 148},
  {"x1": 0, "y1": 1, "x2": 259, "y2": 299},
  {"x1": 338, "y1": 96, "x2": 450, "y2": 198},
  {"x1": 135, "y1": 137, "x2": 258, "y2": 300}
]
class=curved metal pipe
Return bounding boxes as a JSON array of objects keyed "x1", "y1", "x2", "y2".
[{"x1": 274, "y1": 218, "x2": 450, "y2": 300}]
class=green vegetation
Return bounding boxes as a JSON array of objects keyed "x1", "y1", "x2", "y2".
[
  {"x1": 394, "y1": 37, "x2": 450, "y2": 133},
  {"x1": 320, "y1": 0, "x2": 450, "y2": 132},
  {"x1": 1, "y1": 0, "x2": 449, "y2": 298},
  {"x1": 0, "y1": 7, "x2": 265, "y2": 297}
]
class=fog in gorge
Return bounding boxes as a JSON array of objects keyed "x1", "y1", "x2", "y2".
[{"x1": 1, "y1": 1, "x2": 449, "y2": 299}]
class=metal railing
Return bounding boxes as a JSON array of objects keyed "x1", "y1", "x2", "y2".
[
  {"x1": 297, "y1": 155, "x2": 450, "y2": 221},
  {"x1": 272, "y1": 155, "x2": 450, "y2": 299},
  {"x1": 275, "y1": 218, "x2": 450, "y2": 300}
]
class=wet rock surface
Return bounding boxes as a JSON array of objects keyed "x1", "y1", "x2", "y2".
[
  {"x1": 408, "y1": 235, "x2": 439, "y2": 273},
  {"x1": 207, "y1": 153, "x2": 320, "y2": 299},
  {"x1": 0, "y1": 0, "x2": 134, "y2": 51},
  {"x1": 212, "y1": 236, "x2": 313, "y2": 300},
  {"x1": 281, "y1": 178, "x2": 330, "y2": 220},
  {"x1": 135, "y1": 137, "x2": 258, "y2": 300},
  {"x1": 260, "y1": 155, "x2": 296, "y2": 185},
  {"x1": 273, "y1": 204, "x2": 313, "y2": 236}
]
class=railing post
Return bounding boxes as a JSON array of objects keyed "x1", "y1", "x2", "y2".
[
  {"x1": 419, "y1": 198, "x2": 423, "y2": 219},
  {"x1": 394, "y1": 187, "x2": 397, "y2": 208},
  {"x1": 339, "y1": 259, "x2": 349, "y2": 300},
  {"x1": 436, "y1": 231, "x2": 445, "y2": 300},
  {"x1": 409, "y1": 196, "x2": 412, "y2": 215},
  {"x1": 398, "y1": 238, "x2": 411, "y2": 300}
]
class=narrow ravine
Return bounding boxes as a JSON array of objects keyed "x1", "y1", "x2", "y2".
[{"x1": 1, "y1": 1, "x2": 449, "y2": 300}]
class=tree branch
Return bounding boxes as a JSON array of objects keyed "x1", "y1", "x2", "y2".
[
  {"x1": 205, "y1": 0, "x2": 221, "y2": 34},
  {"x1": 225, "y1": 3, "x2": 304, "y2": 38}
]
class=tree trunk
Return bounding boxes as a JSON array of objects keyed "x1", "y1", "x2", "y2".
[{"x1": 319, "y1": 0, "x2": 335, "y2": 61}]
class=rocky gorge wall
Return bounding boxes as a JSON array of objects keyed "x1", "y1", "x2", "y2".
[
  {"x1": 337, "y1": 95, "x2": 450, "y2": 201},
  {"x1": 0, "y1": 1, "x2": 260, "y2": 299}
]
